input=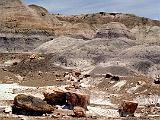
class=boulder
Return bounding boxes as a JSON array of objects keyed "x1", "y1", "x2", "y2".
[
  {"x1": 43, "y1": 88, "x2": 66, "y2": 105},
  {"x1": 73, "y1": 106, "x2": 86, "y2": 117},
  {"x1": 43, "y1": 87, "x2": 90, "y2": 110},
  {"x1": 13, "y1": 94, "x2": 54, "y2": 114},
  {"x1": 65, "y1": 92, "x2": 90, "y2": 110},
  {"x1": 119, "y1": 100, "x2": 138, "y2": 117}
]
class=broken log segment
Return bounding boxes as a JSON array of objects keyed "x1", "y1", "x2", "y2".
[
  {"x1": 13, "y1": 94, "x2": 54, "y2": 115},
  {"x1": 43, "y1": 87, "x2": 90, "y2": 110},
  {"x1": 119, "y1": 100, "x2": 138, "y2": 117}
]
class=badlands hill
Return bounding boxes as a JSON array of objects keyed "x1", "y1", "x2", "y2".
[
  {"x1": 0, "y1": 0, "x2": 57, "y2": 34},
  {"x1": 0, "y1": 0, "x2": 58, "y2": 52}
]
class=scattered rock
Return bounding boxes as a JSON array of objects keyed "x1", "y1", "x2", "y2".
[
  {"x1": 111, "y1": 76, "x2": 120, "y2": 81},
  {"x1": 83, "y1": 74, "x2": 91, "y2": 78},
  {"x1": 105, "y1": 74, "x2": 112, "y2": 78},
  {"x1": 78, "y1": 77, "x2": 83, "y2": 82},
  {"x1": 141, "y1": 106, "x2": 158, "y2": 115},
  {"x1": 2, "y1": 68, "x2": 7, "y2": 71},
  {"x1": 137, "y1": 81, "x2": 146, "y2": 86},
  {"x1": 73, "y1": 106, "x2": 86, "y2": 117},
  {"x1": 65, "y1": 83, "x2": 81, "y2": 90},
  {"x1": 29, "y1": 54, "x2": 37, "y2": 60},
  {"x1": 13, "y1": 62, "x2": 18, "y2": 65},
  {"x1": 13, "y1": 94, "x2": 54, "y2": 114},
  {"x1": 55, "y1": 74, "x2": 61, "y2": 78},
  {"x1": 70, "y1": 76, "x2": 78, "y2": 82},
  {"x1": 64, "y1": 72, "x2": 69, "y2": 77},
  {"x1": 72, "y1": 82, "x2": 81, "y2": 89},
  {"x1": 65, "y1": 86, "x2": 72, "y2": 90},
  {"x1": 90, "y1": 115, "x2": 98, "y2": 119},
  {"x1": 51, "y1": 113, "x2": 62, "y2": 118},
  {"x1": 64, "y1": 73, "x2": 78, "y2": 82},
  {"x1": 119, "y1": 100, "x2": 138, "y2": 117},
  {"x1": 73, "y1": 69, "x2": 81, "y2": 77},
  {"x1": 38, "y1": 71, "x2": 43, "y2": 76},
  {"x1": 154, "y1": 80, "x2": 160, "y2": 84},
  {"x1": 64, "y1": 73, "x2": 71, "y2": 80}
]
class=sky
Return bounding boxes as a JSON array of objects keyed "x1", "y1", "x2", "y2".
[{"x1": 24, "y1": 0, "x2": 160, "y2": 20}]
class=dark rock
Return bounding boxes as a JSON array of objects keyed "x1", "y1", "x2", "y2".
[
  {"x1": 29, "y1": 54, "x2": 37, "y2": 60},
  {"x1": 73, "y1": 69, "x2": 81, "y2": 77},
  {"x1": 99, "y1": 12, "x2": 106, "y2": 16},
  {"x1": 154, "y1": 80, "x2": 160, "y2": 84},
  {"x1": 13, "y1": 62, "x2": 18, "y2": 65},
  {"x1": 13, "y1": 94, "x2": 54, "y2": 115},
  {"x1": 109, "y1": 13, "x2": 117, "y2": 16},
  {"x1": 78, "y1": 77, "x2": 83, "y2": 82},
  {"x1": 154, "y1": 76, "x2": 160, "y2": 84},
  {"x1": 83, "y1": 74, "x2": 91, "y2": 78},
  {"x1": 105, "y1": 74, "x2": 112, "y2": 78},
  {"x1": 2, "y1": 68, "x2": 7, "y2": 71},
  {"x1": 111, "y1": 76, "x2": 120, "y2": 81},
  {"x1": 64, "y1": 72, "x2": 69, "y2": 77},
  {"x1": 55, "y1": 74, "x2": 61, "y2": 77}
]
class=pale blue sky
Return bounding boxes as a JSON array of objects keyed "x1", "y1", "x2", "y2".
[{"x1": 24, "y1": 0, "x2": 160, "y2": 20}]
